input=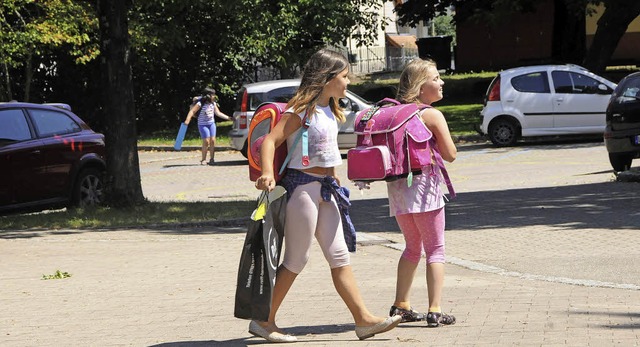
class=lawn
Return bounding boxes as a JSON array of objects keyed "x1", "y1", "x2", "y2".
[{"x1": 138, "y1": 121, "x2": 233, "y2": 148}]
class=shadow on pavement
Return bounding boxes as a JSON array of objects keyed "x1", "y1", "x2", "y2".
[
  {"x1": 149, "y1": 322, "x2": 380, "y2": 346},
  {"x1": 2, "y1": 180, "x2": 637, "y2": 239},
  {"x1": 351, "y1": 180, "x2": 640, "y2": 232}
]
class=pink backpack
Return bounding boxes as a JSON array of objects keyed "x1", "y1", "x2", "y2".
[{"x1": 347, "y1": 98, "x2": 455, "y2": 197}]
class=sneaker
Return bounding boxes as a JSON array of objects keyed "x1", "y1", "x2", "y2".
[
  {"x1": 426, "y1": 311, "x2": 456, "y2": 327},
  {"x1": 389, "y1": 305, "x2": 425, "y2": 323}
]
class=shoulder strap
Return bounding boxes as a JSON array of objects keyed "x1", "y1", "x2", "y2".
[
  {"x1": 431, "y1": 140, "x2": 456, "y2": 199},
  {"x1": 277, "y1": 112, "x2": 311, "y2": 175}
]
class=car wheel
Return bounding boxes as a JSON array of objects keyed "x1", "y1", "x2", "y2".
[
  {"x1": 240, "y1": 140, "x2": 248, "y2": 158},
  {"x1": 72, "y1": 168, "x2": 104, "y2": 208},
  {"x1": 488, "y1": 119, "x2": 519, "y2": 147},
  {"x1": 608, "y1": 153, "x2": 633, "y2": 172}
]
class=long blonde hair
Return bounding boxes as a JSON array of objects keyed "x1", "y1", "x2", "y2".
[
  {"x1": 287, "y1": 49, "x2": 349, "y2": 123},
  {"x1": 396, "y1": 58, "x2": 438, "y2": 104}
]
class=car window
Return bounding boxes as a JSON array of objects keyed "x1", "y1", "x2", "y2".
[
  {"x1": 511, "y1": 72, "x2": 550, "y2": 93},
  {"x1": 265, "y1": 87, "x2": 297, "y2": 104},
  {"x1": 552, "y1": 71, "x2": 603, "y2": 94},
  {"x1": 29, "y1": 109, "x2": 81, "y2": 137},
  {"x1": 0, "y1": 109, "x2": 32, "y2": 142},
  {"x1": 247, "y1": 93, "x2": 266, "y2": 111},
  {"x1": 245, "y1": 86, "x2": 298, "y2": 112},
  {"x1": 615, "y1": 76, "x2": 640, "y2": 103}
]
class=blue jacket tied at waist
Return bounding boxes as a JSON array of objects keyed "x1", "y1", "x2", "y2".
[{"x1": 281, "y1": 169, "x2": 357, "y2": 252}]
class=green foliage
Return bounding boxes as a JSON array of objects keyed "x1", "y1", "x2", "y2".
[
  {"x1": 42, "y1": 270, "x2": 72, "y2": 280},
  {"x1": 0, "y1": 0, "x2": 97, "y2": 68},
  {"x1": 0, "y1": 0, "x2": 98, "y2": 100},
  {"x1": 433, "y1": 14, "x2": 456, "y2": 44}
]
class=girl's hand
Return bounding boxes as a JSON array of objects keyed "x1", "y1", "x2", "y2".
[{"x1": 255, "y1": 174, "x2": 276, "y2": 191}]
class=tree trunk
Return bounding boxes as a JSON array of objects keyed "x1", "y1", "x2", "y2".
[
  {"x1": 2, "y1": 62, "x2": 12, "y2": 101},
  {"x1": 551, "y1": 0, "x2": 586, "y2": 64},
  {"x1": 583, "y1": 0, "x2": 640, "y2": 74},
  {"x1": 97, "y1": 0, "x2": 145, "y2": 207},
  {"x1": 23, "y1": 53, "x2": 32, "y2": 102}
]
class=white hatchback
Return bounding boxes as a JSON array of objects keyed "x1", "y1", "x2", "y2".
[
  {"x1": 229, "y1": 79, "x2": 372, "y2": 157},
  {"x1": 477, "y1": 64, "x2": 617, "y2": 146}
]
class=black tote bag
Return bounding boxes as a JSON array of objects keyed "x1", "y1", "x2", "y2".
[{"x1": 234, "y1": 187, "x2": 286, "y2": 321}]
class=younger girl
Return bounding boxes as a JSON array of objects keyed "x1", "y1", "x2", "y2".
[{"x1": 387, "y1": 58, "x2": 458, "y2": 327}]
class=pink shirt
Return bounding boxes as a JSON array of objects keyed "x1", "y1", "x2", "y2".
[{"x1": 386, "y1": 165, "x2": 445, "y2": 217}]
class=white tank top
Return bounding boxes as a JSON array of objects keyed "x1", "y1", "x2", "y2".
[{"x1": 286, "y1": 105, "x2": 343, "y2": 170}]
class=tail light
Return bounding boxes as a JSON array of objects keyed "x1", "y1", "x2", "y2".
[
  {"x1": 239, "y1": 90, "x2": 248, "y2": 129},
  {"x1": 239, "y1": 114, "x2": 247, "y2": 129},
  {"x1": 240, "y1": 90, "x2": 248, "y2": 112},
  {"x1": 486, "y1": 76, "x2": 501, "y2": 104}
]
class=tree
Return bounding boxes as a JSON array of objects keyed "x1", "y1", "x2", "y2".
[
  {"x1": 1, "y1": 0, "x2": 386, "y2": 208},
  {"x1": 220, "y1": 0, "x2": 385, "y2": 80},
  {"x1": 583, "y1": 0, "x2": 640, "y2": 73},
  {"x1": 393, "y1": 0, "x2": 640, "y2": 73},
  {"x1": 97, "y1": 0, "x2": 145, "y2": 207},
  {"x1": 0, "y1": 0, "x2": 98, "y2": 101}
]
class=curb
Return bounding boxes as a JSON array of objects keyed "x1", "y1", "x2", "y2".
[
  {"x1": 137, "y1": 145, "x2": 236, "y2": 152},
  {"x1": 137, "y1": 135, "x2": 488, "y2": 152}
]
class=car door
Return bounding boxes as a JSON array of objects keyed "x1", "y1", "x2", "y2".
[
  {"x1": 0, "y1": 108, "x2": 47, "y2": 207},
  {"x1": 550, "y1": 70, "x2": 612, "y2": 132},
  {"x1": 337, "y1": 91, "x2": 372, "y2": 148},
  {"x1": 27, "y1": 108, "x2": 84, "y2": 200},
  {"x1": 505, "y1": 71, "x2": 554, "y2": 134}
]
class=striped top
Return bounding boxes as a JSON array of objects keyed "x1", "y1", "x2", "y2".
[{"x1": 197, "y1": 101, "x2": 216, "y2": 126}]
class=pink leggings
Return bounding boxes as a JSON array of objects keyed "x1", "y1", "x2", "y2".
[
  {"x1": 395, "y1": 208, "x2": 446, "y2": 264},
  {"x1": 282, "y1": 182, "x2": 350, "y2": 274}
]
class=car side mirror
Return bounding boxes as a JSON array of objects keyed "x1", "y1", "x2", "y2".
[
  {"x1": 339, "y1": 97, "x2": 355, "y2": 111},
  {"x1": 597, "y1": 84, "x2": 611, "y2": 94}
]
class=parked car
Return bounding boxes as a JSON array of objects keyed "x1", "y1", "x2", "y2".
[
  {"x1": 0, "y1": 102, "x2": 106, "y2": 213},
  {"x1": 604, "y1": 71, "x2": 640, "y2": 171},
  {"x1": 477, "y1": 64, "x2": 617, "y2": 146},
  {"x1": 229, "y1": 79, "x2": 373, "y2": 157}
]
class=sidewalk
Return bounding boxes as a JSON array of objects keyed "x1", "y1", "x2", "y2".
[
  {"x1": 2, "y1": 141, "x2": 639, "y2": 346},
  {"x1": 1, "y1": 226, "x2": 639, "y2": 346}
]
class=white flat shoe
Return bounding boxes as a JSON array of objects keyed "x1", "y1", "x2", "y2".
[
  {"x1": 248, "y1": 320, "x2": 297, "y2": 343},
  {"x1": 355, "y1": 315, "x2": 402, "y2": 340}
]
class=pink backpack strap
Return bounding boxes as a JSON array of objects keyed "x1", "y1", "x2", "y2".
[{"x1": 430, "y1": 140, "x2": 456, "y2": 199}]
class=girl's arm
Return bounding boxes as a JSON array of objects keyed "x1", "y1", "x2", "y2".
[
  {"x1": 184, "y1": 104, "x2": 200, "y2": 124},
  {"x1": 255, "y1": 112, "x2": 302, "y2": 191},
  {"x1": 421, "y1": 108, "x2": 457, "y2": 163},
  {"x1": 214, "y1": 104, "x2": 231, "y2": 121}
]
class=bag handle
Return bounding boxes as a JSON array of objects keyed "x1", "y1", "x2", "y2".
[
  {"x1": 360, "y1": 98, "x2": 403, "y2": 124},
  {"x1": 376, "y1": 98, "x2": 401, "y2": 106}
]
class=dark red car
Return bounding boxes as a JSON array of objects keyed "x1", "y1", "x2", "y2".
[{"x1": 0, "y1": 102, "x2": 106, "y2": 213}]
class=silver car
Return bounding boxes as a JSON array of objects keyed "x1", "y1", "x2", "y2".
[{"x1": 229, "y1": 79, "x2": 373, "y2": 157}]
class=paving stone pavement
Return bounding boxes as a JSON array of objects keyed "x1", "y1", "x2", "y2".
[{"x1": 2, "y1": 140, "x2": 640, "y2": 346}]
